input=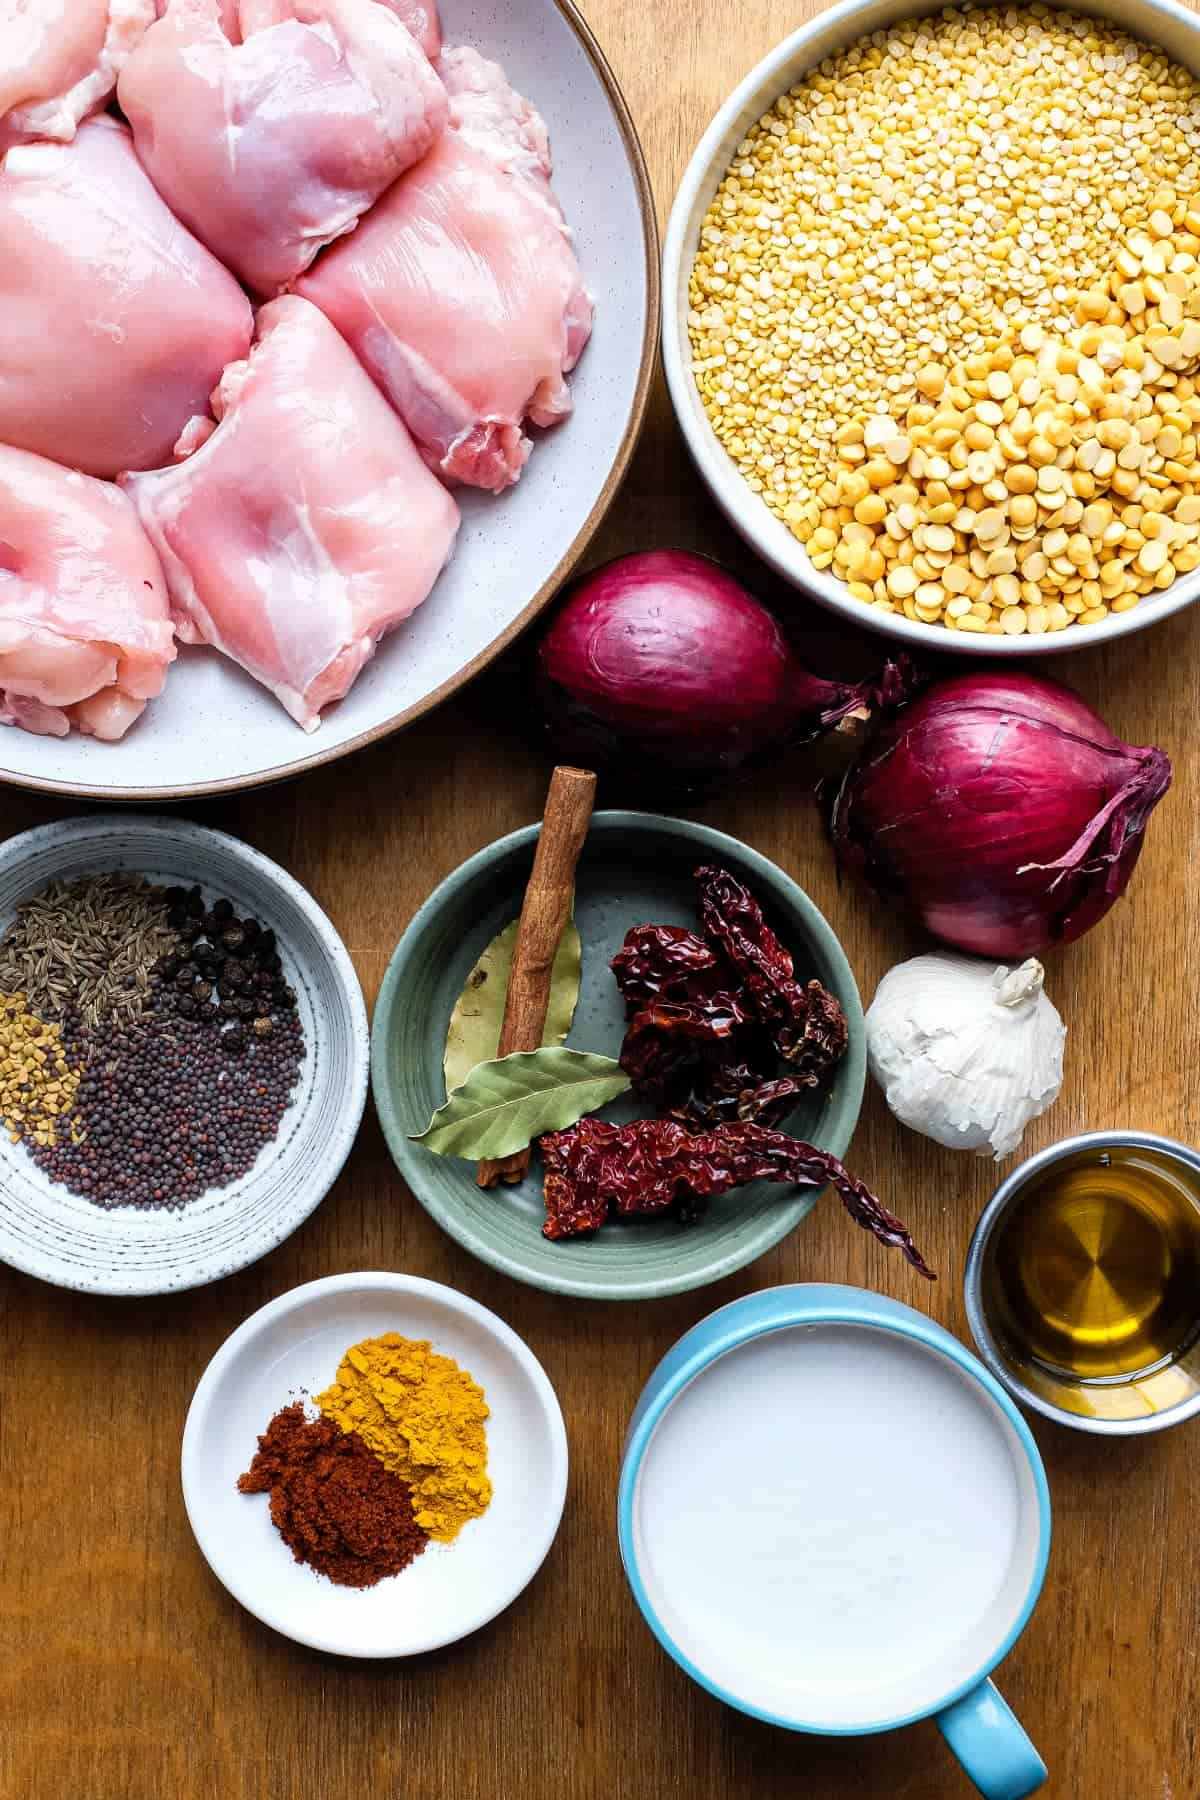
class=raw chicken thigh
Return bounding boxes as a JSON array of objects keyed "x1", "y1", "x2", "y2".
[
  {"x1": 379, "y1": 0, "x2": 439, "y2": 60},
  {"x1": 0, "y1": 446, "x2": 175, "y2": 741},
  {"x1": 0, "y1": 0, "x2": 155, "y2": 149},
  {"x1": 297, "y1": 46, "x2": 592, "y2": 493},
  {"x1": 0, "y1": 116, "x2": 252, "y2": 479},
  {"x1": 123, "y1": 297, "x2": 460, "y2": 731},
  {"x1": 120, "y1": 0, "x2": 449, "y2": 297}
]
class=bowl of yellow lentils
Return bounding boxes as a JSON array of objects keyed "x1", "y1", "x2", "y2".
[{"x1": 664, "y1": 0, "x2": 1200, "y2": 648}]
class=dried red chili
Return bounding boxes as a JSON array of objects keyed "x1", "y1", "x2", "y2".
[
  {"x1": 237, "y1": 1404, "x2": 429, "y2": 1589},
  {"x1": 611, "y1": 924, "x2": 730, "y2": 1013},
  {"x1": 611, "y1": 866, "x2": 849, "y2": 1125},
  {"x1": 696, "y1": 864, "x2": 848, "y2": 1076},
  {"x1": 540, "y1": 1116, "x2": 933, "y2": 1278}
]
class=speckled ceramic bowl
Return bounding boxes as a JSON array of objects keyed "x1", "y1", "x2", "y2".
[
  {"x1": 372, "y1": 813, "x2": 866, "y2": 1300},
  {"x1": 0, "y1": 816, "x2": 368, "y2": 1295},
  {"x1": 0, "y1": 0, "x2": 657, "y2": 802}
]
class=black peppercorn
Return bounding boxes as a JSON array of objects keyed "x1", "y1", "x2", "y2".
[
  {"x1": 212, "y1": 897, "x2": 234, "y2": 922},
  {"x1": 235, "y1": 995, "x2": 256, "y2": 1019},
  {"x1": 219, "y1": 997, "x2": 240, "y2": 1019},
  {"x1": 178, "y1": 920, "x2": 202, "y2": 943},
  {"x1": 174, "y1": 966, "x2": 196, "y2": 990},
  {"x1": 221, "y1": 1026, "x2": 246, "y2": 1053},
  {"x1": 221, "y1": 925, "x2": 246, "y2": 954},
  {"x1": 260, "y1": 952, "x2": 282, "y2": 976},
  {"x1": 176, "y1": 994, "x2": 198, "y2": 1018},
  {"x1": 275, "y1": 984, "x2": 297, "y2": 1009},
  {"x1": 242, "y1": 918, "x2": 261, "y2": 943}
]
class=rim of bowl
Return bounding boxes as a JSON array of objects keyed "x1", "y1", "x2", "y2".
[
  {"x1": 964, "y1": 1128, "x2": 1200, "y2": 1436},
  {"x1": 180, "y1": 1271, "x2": 570, "y2": 1656},
  {"x1": 0, "y1": 814, "x2": 369, "y2": 1296},
  {"x1": 371, "y1": 811, "x2": 866, "y2": 1300},
  {"x1": 662, "y1": 0, "x2": 1200, "y2": 655},
  {"x1": 617, "y1": 1287, "x2": 1053, "y2": 1733},
  {"x1": 0, "y1": 0, "x2": 661, "y2": 804}
]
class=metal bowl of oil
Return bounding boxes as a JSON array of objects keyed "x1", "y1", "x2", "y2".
[{"x1": 964, "y1": 1131, "x2": 1200, "y2": 1437}]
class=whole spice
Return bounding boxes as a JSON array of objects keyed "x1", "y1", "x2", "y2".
[
  {"x1": 30, "y1": 999, "x2": 304, "y2": 1208},
  {"x1": 695, "y1": 866, "x2": 848, "y2": 1074},
  {"x1": 477, "y1": 764, "x2": 596, "y2": 1188},
  {"x1": 0, "y1": 875, "x2": 176, "y2": 1026},
  {"x1": 317, "y1": 1335, "x2": 492, "y2": 1542},
  {"x1": 18, "y1": 880, "x2": 306, "y2": 1209},
  {"x1": 612, "y1": 866, "x2": 848, "y2": 1125},
  {"x1": 829, "y1": 671, "x2": 1172, "y2": 957},
  {"x1": 539, "y1": 1116, "x2": 933, "y2": 1277},
  {"x1": 866, "y1": 953, "x2": 1066, "y2": 1161},
  {"x1": 237, "y1": 1405, "x2": 428, "y2": 1589},
  {"x1": 0, "y1": 994, "x2": 80, "y2": 1146}
]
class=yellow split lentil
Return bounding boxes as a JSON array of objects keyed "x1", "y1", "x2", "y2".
[
  {"x1": 688, "y1": 3, "x2": 1200, "y2": 631},
  {"x1": 0, "y1": 993, "x2": 80, "y2": 1147}
]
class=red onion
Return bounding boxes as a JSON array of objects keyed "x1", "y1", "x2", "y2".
[
  {"x1": 829, "y1": 672, "x2": 1171, "y2": 958},
  {"x1": 536, "y1": 550, "x2": 917, "y2": 782}
]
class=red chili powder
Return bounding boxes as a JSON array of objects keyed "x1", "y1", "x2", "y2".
[{"x1": 237, "y1": 1403, "x2": 428, "y2": 1589}]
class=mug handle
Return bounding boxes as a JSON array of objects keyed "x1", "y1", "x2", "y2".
[{"x1": 936, "y1": 1679, "x2": 1047, "y2": 1800}]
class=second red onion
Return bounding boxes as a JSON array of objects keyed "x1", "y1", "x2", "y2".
[{"x1": 829, "y1": 671, "x2": 1172, "y2": 959}]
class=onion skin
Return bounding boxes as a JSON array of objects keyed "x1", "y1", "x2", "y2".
[
  {"x1": 536, "y1": 550, "x2": 916, "y2": 781},
  {"x1": 829, "y1": 671, "x2": 1172, "y2": 959}
]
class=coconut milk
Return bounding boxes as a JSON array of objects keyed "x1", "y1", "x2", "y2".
[{"x1": 631, "y1": 1323, "x2": 1034, "y2": 1729}]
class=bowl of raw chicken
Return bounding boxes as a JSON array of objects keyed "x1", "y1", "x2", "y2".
[{"x1": 0, "y1": 0, "x2": 658, "y2": 797}]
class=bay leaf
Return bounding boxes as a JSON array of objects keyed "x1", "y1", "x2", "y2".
[
  {"x1": 443, "y1": 915, "x2": 582, "y2": 1094},
  {"x1": 412, "y1": 1048, "x2": 631, "y2": 1160}
]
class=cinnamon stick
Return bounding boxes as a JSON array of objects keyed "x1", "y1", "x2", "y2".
[{"x1": 477, "y1": 765, "x2": 597, "y2": 1187}]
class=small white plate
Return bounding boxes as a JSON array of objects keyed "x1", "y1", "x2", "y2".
[
  {"x1": 181, "y1": 1273, "x2": 569, "y2": 1657},
  {"x1": 0, "y1": 815, "x2": 369, "y2": 1295}
]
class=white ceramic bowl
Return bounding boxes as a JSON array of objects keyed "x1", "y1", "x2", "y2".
[
  {"x1": 0, "y1": 815, "x2": 368, "y2": 1295},
  {"x1": 181, "y1": 1273, "x2": 569, "y2": 1656},
  {"x1": 663, "y1": 0, "x2": 1200, "y2": 656},
  {"x1": 0, "y1": 0, "x2": 657, "y2": 801}
]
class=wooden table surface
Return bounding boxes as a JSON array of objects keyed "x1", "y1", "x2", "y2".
[{"x1": 3, "y1": 2, "x2": 1199, "y2": 1796}]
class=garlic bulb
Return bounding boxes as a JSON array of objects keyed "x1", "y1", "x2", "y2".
[{"x1": 865, "y1": 952, "x2": 1066, "y2": 1161}]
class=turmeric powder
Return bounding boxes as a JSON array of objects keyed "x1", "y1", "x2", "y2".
[{"x1": 317, "y1": 1334, "x2": 492, "y2": 1543}]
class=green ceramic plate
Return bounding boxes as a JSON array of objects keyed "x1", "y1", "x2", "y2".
[{"x1": 372, "y1": 813, "x2": 865, "y2": 1300}]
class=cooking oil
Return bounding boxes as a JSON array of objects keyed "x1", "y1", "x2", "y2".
[{"x1": 985, "y1": 1146, "x2": 1200, "y2": 1382}]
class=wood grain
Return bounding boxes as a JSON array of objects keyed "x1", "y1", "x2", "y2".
[{"x1": 2, "y1": 2, "x2": 1199, "y2": 1795}]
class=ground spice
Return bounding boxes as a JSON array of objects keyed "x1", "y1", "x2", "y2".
[
  {"x1": 317, "y1": 1335, "x2": 492, "y2": 1543},
  {"x1": 237, "y1": 1404, "x2": 428, "y2": 1589},
  {"x1": 0, "y1": 876, "x2": 177, "y2": 1026},
  {"x1": 0, "y1": 993, "x2": 80, "y2": 1146}
]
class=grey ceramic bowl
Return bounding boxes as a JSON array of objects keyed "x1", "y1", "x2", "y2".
[
  {"x1": 0, "y1": 815, "x2": 369, "y2": 1296},
  {"x1": 372, "y1": 813, "x2": 866, "y2": 1300}
]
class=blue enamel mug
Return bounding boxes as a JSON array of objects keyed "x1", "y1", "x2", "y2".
[{"x1": 618, "y1": 1284, "x2": 1051, "y2": 1799}]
